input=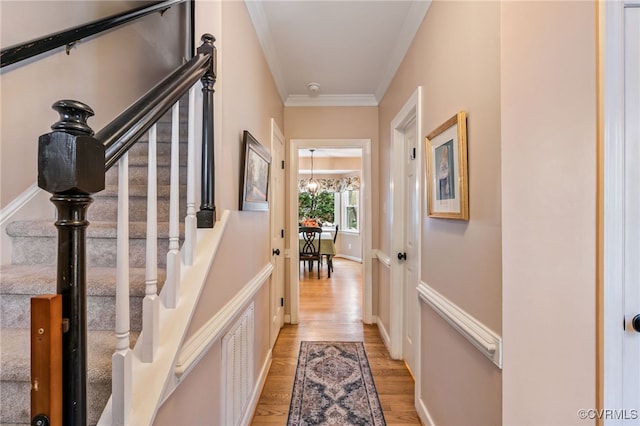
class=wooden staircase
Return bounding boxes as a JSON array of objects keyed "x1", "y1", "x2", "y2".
[{"x1": 0, "y1": 107, "x2": 188, "y2": 425}]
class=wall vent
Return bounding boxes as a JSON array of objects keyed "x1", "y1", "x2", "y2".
[{"x1": 221, "y1": 302, "x2": 254, "y2": 425}]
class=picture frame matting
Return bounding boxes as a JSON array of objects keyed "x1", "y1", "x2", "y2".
[{"x1": 425, "y1": 111, "x2": 469, "y2": 220}]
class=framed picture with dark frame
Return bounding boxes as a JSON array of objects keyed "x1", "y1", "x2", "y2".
[
  {"x1": 240, "y1": 130, "x2": 271, "y2": 211},
  {"x1": 425, "y1": 111, "x2": 469, "y2": 220}
]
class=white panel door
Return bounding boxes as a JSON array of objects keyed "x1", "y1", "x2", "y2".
[
  {"x1": 403, "y1": 117, "x2": 419, "y2": 377},
  {"x1": 270, "y1": 120, "x2": 286, "y2": 348},
  {"x1": 623, "y1": 6, "x2": 640, "y2": 420}
]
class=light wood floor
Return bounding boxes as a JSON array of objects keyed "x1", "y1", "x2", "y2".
[{"x1": 251, "y1": 258, "x2": 421, "y2": 425}]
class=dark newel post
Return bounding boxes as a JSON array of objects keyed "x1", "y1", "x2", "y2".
[
  {"x1": 196, "y1": 33, "x2": 216, "y2": 228},
  {"x1": 37, "y1": 100, "x2": 105, "y2": 426}
]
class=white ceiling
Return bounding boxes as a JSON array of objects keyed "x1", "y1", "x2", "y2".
[{"x1": 245, "y1": 0, "x2": 431, "y2": 107}]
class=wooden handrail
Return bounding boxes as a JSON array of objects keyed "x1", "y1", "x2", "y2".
[
  {"x1": 100, "y1": 46, "x2": 212, "y2": 170},
  {"x1": 0, "y1": 0, "x2": 186, "y2": 68}
]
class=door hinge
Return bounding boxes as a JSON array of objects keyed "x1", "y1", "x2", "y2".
[
  {"x1": 281, "y1": 229, "x2": 285, "y2": 238},
  {"x1": 281, "y1": 160, "x2": 285, "y2": 169},
  {"x1": 280, "y1": 297, "x2": 284, "y2": 307},
  {"x1": 410, "y1": 147, "x2": 416, "y2": 160}
]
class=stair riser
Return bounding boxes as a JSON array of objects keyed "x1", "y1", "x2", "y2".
[
  {"x1": 136, "y1": 121, "x2": 190, "y2": 141},
  {"x1": 105, "y1": 164, "x2": 187, "y2": 186},
  {"x1": 1, "y1": 294, "x2": 144, "y2": 331},
  {"x1": 88, "y1": 196, "x2": 187, "y2": 222},
  {"x1": 126, "y1": 143, "x2": 189, "y2": 164},
  {"x1": 11, "y1": 236, "x2": 173, "y2": 268},
  {"x1": 0, "y1": 380, "x2": 109, "y2": 425}
]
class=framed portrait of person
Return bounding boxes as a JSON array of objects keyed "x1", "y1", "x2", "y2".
[{"x1": 425, "y1": 111, "x2": 468, "y2": 220}]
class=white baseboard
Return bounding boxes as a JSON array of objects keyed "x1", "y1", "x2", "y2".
[
  {"x1": 242, "y1": 349, "x2": 272, "y2": 426},
  {"x1": 376, "y1": 317, "x2": 391, "y2": 353},
  {"x1": 284, "y1": 314, "x2": 291, "y2": 324},
  {"x1": 417, "y1": 396, "x2": 436, "y2": 426},
  {"x1": 334, "y1": 254, "x2": 362, "y2": 263},
  {"x1": 0, "y1": 184, "x2": 48, "y2": 225},
  {"x1": 0, "y1": 184, "x2": 52, "y2": 265}
]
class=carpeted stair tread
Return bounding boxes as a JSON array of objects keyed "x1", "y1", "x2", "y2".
[
  {"x1": 0, "y1": 328, "x2": 138, "y2": 383},
  {"x1": 0, "y1": 265, "x2": 165, "y2": 297},
  {"x1": 6, "y1": 220, "x2": 182, "y2": 239},
  {"x1": 0, "y1": 95, "x2": 190, "y2": 425}
]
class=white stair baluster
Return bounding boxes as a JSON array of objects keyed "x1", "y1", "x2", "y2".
[
  {"x1": 113, "y1": 153, "x2": 132, "y2": 425},
  {"x1": 142, "y1": 124, "x2": 159, "y2": 362},
  {"x1": 165, "y1": 101, "x2": 181, "y2": 308},
  {"x1": 184, "y1": 86, "x2": 197, "y2": 265}
]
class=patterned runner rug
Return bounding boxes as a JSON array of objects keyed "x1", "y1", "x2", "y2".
[{"x1": 287, "y1": 341, "x2": 386, "y2": 425}]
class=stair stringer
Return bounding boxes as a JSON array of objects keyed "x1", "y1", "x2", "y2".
[
  {"x1": 97, "y1": 210, "x2": 231, "y2": 426},
  {"x1": 0, "y1": 184, "x2": 55, "y2": 265}
]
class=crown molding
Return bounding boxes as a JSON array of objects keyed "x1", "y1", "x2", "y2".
[
  {"x1": 374, "y1": 0, "x2": 431, "y2": 101},
  {"x1": 244, "y1": 0, "x2": 288, "y2": 103},
  {"x1": 285, "y1": 94, "x2": 378, "y2": 107}
]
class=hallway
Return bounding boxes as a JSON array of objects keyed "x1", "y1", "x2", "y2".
[{"x1": 251, "y1": 258, "x2": 420, "y2": 425}]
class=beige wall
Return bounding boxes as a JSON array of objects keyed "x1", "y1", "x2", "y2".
[
  {"x1": 298, "y1": 156, "x2": 361, "y2": 172},
  {"x1": 0, "y1": 0, "x2": 186, "y2": 208},
  {"x1": 283, "y1": 106, "x2": 378, "y2": 315},
  {"x1": 186, "y1": 212, "x2": 269, "y2": 337},
  {"x1": 154, "y1": 281, "x2": 270, "y2": 425},
  {"x1": 338, "y1": 232, "x2": 362, "y2": 261},
  {"x1": 217, "y1": 1, "x2": 284, "y2": 213},
  {"x1": 378, "y1": 1, "x2": 502, "y2": 424},
  {"x1": 155, "y1": 1, "x2": 283, "y2": 421},
  {"x1": 155, "y1": 212, "x2": 271, "y2": 425},
  {"x1": 377, "y1": 263, "x2": 390, "y2": 338},
  {"x1": 501, "y1": 2, "x2": 597, "y2": 424}
]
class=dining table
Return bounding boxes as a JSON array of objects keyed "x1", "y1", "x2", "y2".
[{"x1": 298, "y1": 231, "x2": 336, "y2": 277}]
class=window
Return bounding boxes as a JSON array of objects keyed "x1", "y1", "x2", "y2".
[
  {"x1": 298, "y1": 191, "x2": 335, "y2": 225},
  {"x1": 342, "y1": 189, "x2": 359, "y2": 232}
]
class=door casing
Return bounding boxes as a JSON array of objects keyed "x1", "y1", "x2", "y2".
[
  {"x1": 599, "y1": 0, "x2": 640, "y2": 419},
  {"x1": 288, "y1": 139, "x2": 373, "y2": 325},
  {"x1": 269, "y1": 118, "x2": 286, "y2": 348}
]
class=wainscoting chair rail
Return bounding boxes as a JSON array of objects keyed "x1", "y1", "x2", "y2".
[{"x1": 417, "y1": 282, "x2": 503, "y2": 369}]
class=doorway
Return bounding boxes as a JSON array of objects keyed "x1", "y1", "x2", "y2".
[
  {"x1": 389, "y1": 87, "x2": 423, "y2": 370},
  {"x1": 288, "y1": 139, "x2": 373, "y2": 325},
  {"x1": 269, "y1": 119, "x2": 285, "y2": 348}
]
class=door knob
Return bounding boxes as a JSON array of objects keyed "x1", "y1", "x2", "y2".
[
  {"x1": 397, "y1": 252, "x2": 407, "y2": 261},
  {"x1": 272, "y1": 248, "x2": 280, "y2": 256},
  {"x1": 632, "y1": 314, "x2": 640, "y2": 333}
]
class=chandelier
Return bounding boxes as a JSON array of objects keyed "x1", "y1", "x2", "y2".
[{"x1": 306, "y1": 149, "x2": 319, "y2": 194}]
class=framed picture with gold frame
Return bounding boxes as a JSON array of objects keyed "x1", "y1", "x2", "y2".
[{"x1": 425, "y1": 111, "x2": 468, "y2": 220}]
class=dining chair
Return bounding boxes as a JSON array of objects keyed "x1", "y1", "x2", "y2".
[
  {"x1": 299, "y1": 226, "x2": 322, "y2": 278},
  {"x1": 326, "y1": 224, "x2": 338, "y2": 274}
]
